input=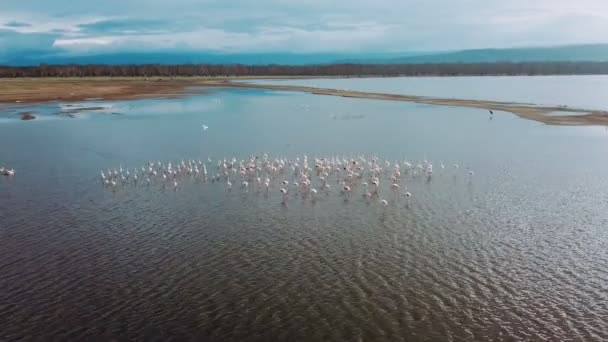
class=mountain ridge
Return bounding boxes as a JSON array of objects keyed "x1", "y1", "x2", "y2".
[{"x1": 2, "y1": 44, "x2": 608, "y2": 66}]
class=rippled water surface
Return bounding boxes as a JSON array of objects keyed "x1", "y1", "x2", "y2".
[{"x1": 2, "y1": 84, "x2": 608, "y2": 341}]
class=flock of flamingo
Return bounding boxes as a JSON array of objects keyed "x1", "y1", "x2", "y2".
[{"x1": 99, "y1": 154, "x2": 474, "y2": 206}]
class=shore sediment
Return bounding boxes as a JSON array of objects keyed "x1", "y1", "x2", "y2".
[{"x1": 1, "y1": 77, "x2": 607, "y2": 126}]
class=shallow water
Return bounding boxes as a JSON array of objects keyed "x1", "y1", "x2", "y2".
[
  {"x1": 252, "y1": 75, "x2": 608, "y2": 110},
  {"x1": 1, "y1": 85, "x2": 608, "y2": 341}
]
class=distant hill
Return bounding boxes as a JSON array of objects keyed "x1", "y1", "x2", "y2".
[
  {"x1": 339, "y1": 44, "x2": 608, "y2": 64},
  {"x1": 3, "y1": 52, "x2": 420, "y2": 66},
  {"x1": 3, "y1": 44, "x2": 608, "y2": 66}
]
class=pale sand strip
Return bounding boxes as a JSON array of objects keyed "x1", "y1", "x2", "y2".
[
  {"x1": 1, "y1": 77, "x2": 607, "y2": 126},
  {"x1": 205, "y1": 80, "x2": 608, "y2": 126}
]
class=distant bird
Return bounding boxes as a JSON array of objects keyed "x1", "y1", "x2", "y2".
[
  {"x1": 202, "y1": 124, "x2": 209, "y2": 131},
  {"x1": 227, "y1": 178, "x2": 232, "y2": 191},
  {"x1": 489, "y1": 109, "x2": 494, "y2": 115}
]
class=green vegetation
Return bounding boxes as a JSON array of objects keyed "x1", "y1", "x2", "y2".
[{"x1": 1, "y1": 61, "x2": 608, "y2": 78}]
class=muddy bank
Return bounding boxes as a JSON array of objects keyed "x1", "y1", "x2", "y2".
[
  {"x1": 2, "y1": 77, "x2": 608, "y2": 126},
  {"x1": 204, "y1": 80, "x2": 608, "y2": 126}
]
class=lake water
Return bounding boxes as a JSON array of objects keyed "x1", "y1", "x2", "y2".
[
  {"x1": 253, "y1": 75, "x2": 608, "y2": 110},
  {"x1": 1, "y1": 81, "x2": 608, "y2": 341}
]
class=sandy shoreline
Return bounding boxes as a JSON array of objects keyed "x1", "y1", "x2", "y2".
[{"x1": 1, "y1": 77, "x2": 607, "y2": 126}]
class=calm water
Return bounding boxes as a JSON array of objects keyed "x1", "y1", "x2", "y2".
[
  {"x1": 253, "y1": 75, "x2": 608, "y2": 110},
  {"x1": 2, "y1": 83, "x2": 608, "y2": 341}
]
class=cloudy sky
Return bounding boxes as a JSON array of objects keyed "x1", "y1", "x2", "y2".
[{"x1": 1, "y1": 0, "x2": 608, "y2": 61}]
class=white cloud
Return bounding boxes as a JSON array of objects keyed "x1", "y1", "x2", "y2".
[
  {"x1": 53, "y1": 38, "x2": 113, "y2": 47},
  {"x1": 1, "y1": 0, "x2": 608, "y2": 56}
]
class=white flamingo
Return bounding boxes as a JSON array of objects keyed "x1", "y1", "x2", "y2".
[{"x1": 100, "y1": 154, "x2": 467, "y2": 214}]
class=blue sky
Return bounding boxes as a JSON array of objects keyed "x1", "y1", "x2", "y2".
[{"x1": 1, "y1": 0, "x2": 608, "y2": 62}]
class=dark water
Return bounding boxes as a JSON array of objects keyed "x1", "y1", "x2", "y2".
[{"x1": 2, "y1": 87, "x2": 608, "y2": 341}]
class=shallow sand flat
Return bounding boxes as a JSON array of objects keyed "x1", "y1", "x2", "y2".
[
  {"x1": 205, "y1": 80, "x2": 608, "y2": 126},
  {"x1": 0, "y1": 78, "x2": 200, "y2": 103},
  {"x1": 1, "y1": 77, "x2": 608, "y2": 126}
]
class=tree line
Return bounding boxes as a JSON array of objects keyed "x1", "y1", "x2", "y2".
[{"x1": 1, "y1": 62, "x2": 608, "y2": 78}]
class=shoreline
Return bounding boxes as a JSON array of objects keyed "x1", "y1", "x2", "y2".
[
  {"x1": 1, "y1": 77, "x2": 607, "y2": 126},
  {"x1": 206, "y1": 80, "x2": 608, "y2": 126}
]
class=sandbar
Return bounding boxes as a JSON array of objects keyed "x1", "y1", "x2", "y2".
[{"x1": 1, "y1": 77, "x2": 607, "y2": 126}]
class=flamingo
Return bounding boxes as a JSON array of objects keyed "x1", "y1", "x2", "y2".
[{"x1": 99, "y1": 154, "x2": 467, "y2": 215}]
